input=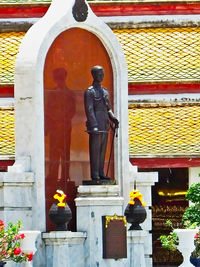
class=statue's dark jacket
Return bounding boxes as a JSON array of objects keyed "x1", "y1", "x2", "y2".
[{"x1": 84, "y1": 86, "x2": 111, "y2": 132}]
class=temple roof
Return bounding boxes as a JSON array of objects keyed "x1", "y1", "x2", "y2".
[
  {"x1": 114, "y1": 27, "x2": 200, "y2": 83},
  {"x1": 0, "y1": 32, "x2": 24, "y2": 85},
  {"x1": 2, "y1": 102, "x2": 200, "y2": 157},
  {"x1": 1, "y1": 27, "x2": 200, "y2": 85},
  {"x1": 129, "y1": 103, "x2": 200, "y2": 157},
  {"x1": 0, "y1": 24, "x2": 200, "y2": 158},
  {"x1": 0, "y1": 108, "x2": 15, "y2": 155}
]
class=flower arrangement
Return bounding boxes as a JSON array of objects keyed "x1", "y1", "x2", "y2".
[
  {"x1": 0, "y1": 220, "x2": 33, "y2": 262},
  {"x1": 129, "y1": 190, "x2": 146, "y2": 206},
  {"x1": 53, "y1": 189, "x2": 67, "y2": 207},
  {"x1": 191, "y1": 231, "x2": 200, "y2": 258}
]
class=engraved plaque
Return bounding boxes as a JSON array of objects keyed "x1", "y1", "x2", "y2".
[{"x1": 102, "y1": 214, "x2": 127, "y2": 259}]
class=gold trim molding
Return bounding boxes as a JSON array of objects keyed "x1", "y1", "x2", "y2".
[{"x1": 105, "y1": 214, "x2": 127, "y2": 228}]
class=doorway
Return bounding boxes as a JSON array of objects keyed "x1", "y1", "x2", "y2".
[{"x1": 140, "y1": 168, "x2": 188, "y2": 266}]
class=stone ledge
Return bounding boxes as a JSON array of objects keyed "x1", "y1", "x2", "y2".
[
  {"x1": 77, "y1": 184, "x2": 120, "y2": 197},
  {"x1": 75, "y1": 196, "x2": 124, "y2": 206},
  {"x1": 0, "y1": 172, "x2": 34, "y2": 183},
  {"x1": 43, "y1": 231, "x2": 87, "y2": 245},
  {"x1": 103, "y1": 14, "x2": 200, "y2": 29},
  {"x1": 135, "y1": 172, "x2": 158, "y2": 185},
  {"x1": 127, "y1": 230, "x2": 147, "y2": 243}
]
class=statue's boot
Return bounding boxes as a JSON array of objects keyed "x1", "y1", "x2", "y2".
[{"x1": 99, "y1": 174, "x2": 110, "y2": 180}]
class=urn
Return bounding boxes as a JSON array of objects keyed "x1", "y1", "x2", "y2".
[
  {"x1": 190, "y1": 257, "x2": 200, "y2": 267},
  {"x1": 174, "y1": 228, "x2": 198, "y2": 267},
  {"x1": 124, "y1": 198, "x2": 147, "y2": 230},
  {"x1": 49, "y1": 203, "x2": 72, "y2": 231}
]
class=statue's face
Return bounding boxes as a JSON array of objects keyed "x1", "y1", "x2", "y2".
[{"x1": 93, "y1": 68, "x2": 104, "y2": 82}]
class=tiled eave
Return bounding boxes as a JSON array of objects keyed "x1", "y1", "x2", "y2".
[
  {"x1": 103, "y1": 14, "x2": 200, "y2": 28},
  {"x1": 1, "y1": 14, "x2": 200, "y2": 33},
  {"x1": 1, "y1": 17, "x2": 200, "y2": 89},
  {"x1": 0, "y1": 1, "x2": 200, "y2": 18},
  {"x1": 0, "y1": 18, "x2": 37, "y2": 33}
]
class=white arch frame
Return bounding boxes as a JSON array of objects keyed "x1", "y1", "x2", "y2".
[{"x1": 14, "y1": 0, "x2": 129, "y2": 231}]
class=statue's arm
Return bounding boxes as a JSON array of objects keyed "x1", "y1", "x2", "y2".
[
  {"x1": 84, "y1": 90, "x2": 98, "y2": 130},
  {"x1": 108, "y1": 110, "x2": 119, "y2": 128},
  {"x1": 104, "y1": 90, "x2": 119, "y2": 128}
]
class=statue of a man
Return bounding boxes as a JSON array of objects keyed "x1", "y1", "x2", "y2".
[{"x1": 84, "y1": 65, "x2": 119, "y2": 181}]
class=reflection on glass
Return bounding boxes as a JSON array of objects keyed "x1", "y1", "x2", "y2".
[
  {"x1": 45, "y1": 68, "x2": 77, "y2": 231},
  {"x1": 45, "y1": 68, "x2": 76, "y2": 185}
]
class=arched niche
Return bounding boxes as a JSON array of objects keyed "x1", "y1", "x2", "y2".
[{"x1": 44, "y1": 27, "x2": 114, "y2": 231}]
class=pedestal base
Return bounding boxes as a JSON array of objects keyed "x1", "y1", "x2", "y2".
[
  {"x1": 43, "y1": 231, "x2": 86, "y2": 267},
  {"x1": 75, "y1": 185, "x2": 147, "y2": 266},
  {"x1": 82, "y1": 179, "x2": 116, "y2": 185},
  {"x1": 127, "y1": 230, "x2": 147, "y2": 267},
  {"x1": 76, "y1": 185, "x2": 126, "y2": 266}
]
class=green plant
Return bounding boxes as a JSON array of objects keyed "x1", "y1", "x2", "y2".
[
  {"x1": 159, "y1": 220, "x2": 178, "y2": 251},
  {"x1": 0, "y1": 220, "x2": 33, "y2": 262},
  {"x1": 159, "y1": 219, "x2": 198, "y2": 252},
  {"x1": 183, "y1": 205, "x2": 200, "y2": 226},
  {"x1": 185, "y1": 183, "x2": 200, "y2": 203},
  {"x1": 183, "y1": 183, "x2": 200, "y2": 226}
]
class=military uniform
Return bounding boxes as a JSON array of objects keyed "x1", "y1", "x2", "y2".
[{"x1": 84, "y1": 85, "x2": 112, "y2": 179}]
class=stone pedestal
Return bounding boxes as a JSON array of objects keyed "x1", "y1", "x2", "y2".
[
  {"x1": 130, "y1": 168, "x2": 158, "y2": 266},
  {"x1": 75, "y1": 185, "x2": 127, "y2": 267},
  {"x1": 43, "y1": 231, "x2": 87, "y2": 267},
  {"x1": 127, "y1": 230, "x2": 147, "y2": 267},
  {"x1": 0, "y1": 171, "x2": 34, "y2": 228}
]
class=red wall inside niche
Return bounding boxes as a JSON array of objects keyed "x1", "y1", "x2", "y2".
[{"x1": 44, "y1": 28, "x2": 113, "y2": 231}]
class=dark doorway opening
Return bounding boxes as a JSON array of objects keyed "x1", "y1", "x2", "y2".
[{"x1": 139, "y1": 168, "x2": 188, "y2": 266}]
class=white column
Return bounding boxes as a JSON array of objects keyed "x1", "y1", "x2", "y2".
[
  {"x1": 127, "y1": 231, "x2": 147, "y2": 267},
  {"x1": 188, "y1": 167, "x2": 200, "y2": 186}
]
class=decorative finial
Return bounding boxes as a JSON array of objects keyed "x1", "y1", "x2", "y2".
[
  {"x1": 134, "y1": 179, "x2": 136, "y2": 190},
  {"x1": 72, "y1": 0, "x2": 88, "y2": 22}
]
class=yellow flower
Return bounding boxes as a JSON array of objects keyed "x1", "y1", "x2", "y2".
[
  {"x1": 129, "y1": 190, "x2": 146, "y2": 206},
  {"x1": 7, "y1": 249, "x2": 12, "y2": 255}
]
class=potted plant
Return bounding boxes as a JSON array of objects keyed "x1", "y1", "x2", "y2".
[
  {"x1": 159, "y1": 182, "x2": 200, "y2": 267},
  {"x1": 190, "y1": 231, "x2": 200, "y2": 267},
  {"x1": 160, "y1": 220, "x2": 198, "y2": 267},
  {"x1": 159, "y1": 220, "x2": 179, "y2": 252},
  {"x1": 182, "y1": 182, "x2": 200, "y2": 266},
  {"x1": 0, "y1": 220, "x2": 33, "y2": 266}
]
